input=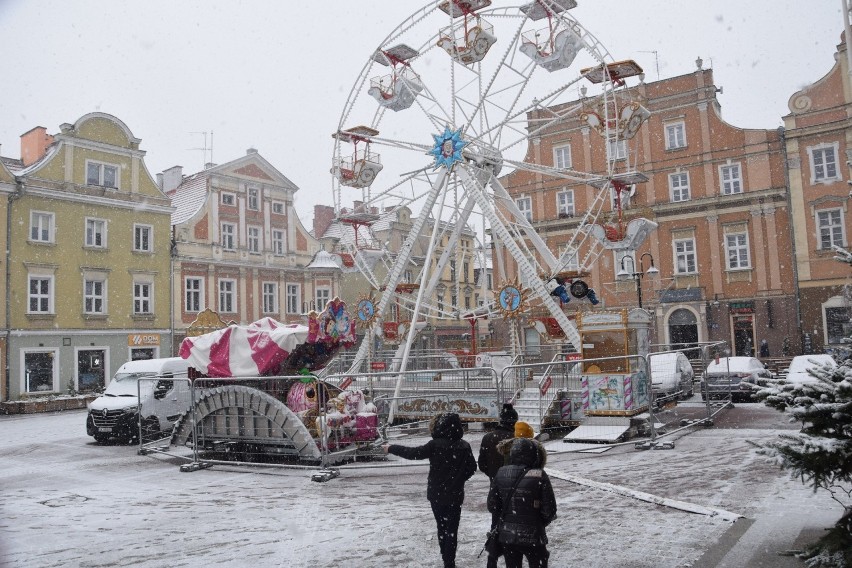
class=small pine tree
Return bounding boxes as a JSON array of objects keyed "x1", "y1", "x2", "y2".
[{"x1": 754, "y1": 244, "x2": 852, "y2": 566}]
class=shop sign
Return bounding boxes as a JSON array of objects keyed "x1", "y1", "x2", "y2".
[
  {"x1": 729, "y1": 301, "x2": 755, "y2": 314},
  {"x1": 540, "y1": 375, "x2": 553, "y2": 396},
  {"x1": 370, "y1": 361, "x2": 386, "y2": 371},
  {"x1": 128, "y1": 334, "x2": 160, "y2": 346},
  {"x1": 340, "y1": 377, "x2": 353, "y2": 390}
]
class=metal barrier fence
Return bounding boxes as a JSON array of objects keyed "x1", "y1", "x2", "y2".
[{"x1": 134, "y1": 342, "x2": 741, "y2": 473}]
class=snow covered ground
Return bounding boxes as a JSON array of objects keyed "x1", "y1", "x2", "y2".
[{"x1": 0, "y1": 401, "x2": 844, "y2": 567}]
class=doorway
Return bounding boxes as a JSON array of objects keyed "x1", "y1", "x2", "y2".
[
  {"x1": 668, "y1": 308, "x2": 699, "y2": 356},
  {"x1": 733, "y1": 315, "x2": 755, "y2": 356}
]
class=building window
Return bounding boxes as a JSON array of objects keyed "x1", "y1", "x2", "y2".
[
  {"x1": 553, "y1": 145, "x2": 572, "y2": 169},
  {"x1": 817, "y1": 209, "x2": 845, "y2": 249},
  {"x1": 824, "y1": 297, "x2": 852, "y2": 345},
  {"x1": 247, "y1": 226, "x2": 261, "y2": 253},
  {"x1": 272, "y1": 201, "x2": 285, "y2": 214},
  {"x1": 272, "y1": 229, "x2": 285, "y2": 255},
  {"x1": 720, "y1": 163, "x2": 743, "y2": 195},
  {"x1": 669, "y1": 172, "x2": 690, "y2": 202},
  {"x1": 185, "y1": 277, "x2": 204, "y2": 313},
  {"x1": 219, "y1": 279, "x2": 236, "y2": 313},
  {"x1": 516, "y1": 196, "x2": 532, "y2": 221},
  {"x1": 133, "y1": 224, "x2": 153, "y2": 252},
  {"x1": 450, "y1": 260, "x2": 456, "y2": 281},
  {"x1": 262, "y1": 282, "x2": 278, "y2": 313},
  {"x1": 248, "y1": 187, "x2": 260, "y2": 211},
  {"x1": 316, "y1": 288, "x2": 331, "y2": 311},
  {"x1": 28, "y1": 276, "x2": 52, "y2": 313},
  {"x1": 85, "y1": 218, "x2": 107, "y2": 248},
  {"x1": 286, "y1": 284, "x2": 300, "y2": 314},
  {"x1": 725, "y1": 232, "x2": 751, "y2": 270},
  {"x1": 86, "y1": 161, "x2": 118, "y2": 188},
  {"x1": 557, "y1": 190, "x2": 574, "y2": 217},
  {"x1": 84, "y1": 278, "x2": 106, "y2": 314},
  {"x1": 664, "y1": 122, "x2": 686, "y2": 150},
  {"x1": 30, "y1": 211, "x2": 54, "y2": 243},
  {"x1": 607, "y1": 138, "x2": 627, "y2": 161},
  {"x1": 23, "y1": 350, "x2": 57, "y2": 393},
  {"x1": 674, "y1": 238, "x2": 697, "y2": 274},
  {"x1": 808, "y1": 144, "x2": 840, "y2": 184},
  {"x1": 221, "y1": 192, "x2": 236, "y2": 206},
  {"x1": 463, "y1": 261, "x2": 469, "y2": 283},
  {"x1": 133, "y1": 281, "x2": 152, "y2": 314},
  {"x1": 221, "y1": 223, "x2": 235, "y2": 250}
]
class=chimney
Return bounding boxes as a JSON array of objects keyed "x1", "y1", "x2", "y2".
[
  {"x1": 20, "y1": 126, "x2": 54, "y2": 167},
  {"x1": 313, "y1": 204, "x2": 335, "y2": 238},
  {"x1": 246, "y1": 148, "x2": 258, "y2": 155},
  {"x1": 160, "y1": 165, "x2": 184, "y2": 192},
  {"x1": 204, "y1": 162, "x2": 217, "y2": 169},
  {"x1": 156, "y1": 173, "x2": 164, "y2": 190}
]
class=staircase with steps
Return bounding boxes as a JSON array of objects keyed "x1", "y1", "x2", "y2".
[{"x1": 511, "y1": 384, "x2": 556, "y2": 434}]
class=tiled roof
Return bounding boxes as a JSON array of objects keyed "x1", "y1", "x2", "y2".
[
  {"x1": 169, "y1": 172, "x2": 209, "y2": 226},
  {"x1": 0, "y1": 156, "x2": 23, "y2": 172}
]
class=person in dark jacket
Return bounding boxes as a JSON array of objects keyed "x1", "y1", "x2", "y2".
[
  {"x1": 383, "y1": 412, "x2": 477, "y2": 568},
  {"x1": 478, "y1": 403, "x2": 518, "y2": 568},
  {"x1": 487, "y1": 437, "x2": 557, "y2": 568}
]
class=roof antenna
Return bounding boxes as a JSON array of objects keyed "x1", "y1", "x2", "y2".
[
  {"x1": 638, "y1": 50, "x2": 660, "y2": 81},
  {"x1": 189, "y1": 131, "x2": 214, "y2": 170}
]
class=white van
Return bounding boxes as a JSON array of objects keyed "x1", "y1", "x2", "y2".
[{"x1": 86, "y1": 357, "x2": 191, "y2": 443}]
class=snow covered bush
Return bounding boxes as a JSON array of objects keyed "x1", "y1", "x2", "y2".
[
  {"x1": 753, "y1": 244, "x2": 852, "y2": 566},
  {"x1": 755, "y1": 356, "x2": 852, "y2": 566}
]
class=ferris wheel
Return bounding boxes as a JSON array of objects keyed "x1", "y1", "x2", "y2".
[{"x1": 330, "y1": 0, "x2": 654, "y2": 371}]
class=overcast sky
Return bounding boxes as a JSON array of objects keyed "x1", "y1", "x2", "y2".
[{"x1": 0, "y1": 1, "x2": 843, "y2": 225}]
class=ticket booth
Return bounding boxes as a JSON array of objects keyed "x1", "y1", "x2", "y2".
[{"x1": 577, "y1": 309, "x2": 650, "y2": 416}]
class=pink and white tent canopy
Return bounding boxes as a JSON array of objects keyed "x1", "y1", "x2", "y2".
[{"x1": 179, "y1": 318, "x2": 309, "y2": 378}]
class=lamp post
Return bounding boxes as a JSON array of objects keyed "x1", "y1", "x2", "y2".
[{"x1": 618, "y1": 252, "x2": 659, "y2": 308}]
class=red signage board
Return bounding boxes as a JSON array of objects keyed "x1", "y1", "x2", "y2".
[
  {"x1": 340, "y1": 377, "x2": 353, "y2": 390},
  {"x1": 565, "y1": 353, "x2": 582, "y2": 362},
  {"x1": 540, "y1": 375, "x2": 553, "y2": 396},
  {"x1": 370, "y1": 361, "x2": 387, "y2": 371}
]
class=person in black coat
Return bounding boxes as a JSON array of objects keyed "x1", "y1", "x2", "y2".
[
  {"x1": 478, "y1": 403, "x2": 518, "y2": 568},
  {"x1": 487, "y1": 437, "x2": 557, "y2": 568},
  {"x1": 383, "y1": 412, "x2": 477, "y2": 568}
]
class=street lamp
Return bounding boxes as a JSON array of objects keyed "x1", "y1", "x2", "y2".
[{"x1": 617, "y1": 252, "x2": 659, "y2": 308}]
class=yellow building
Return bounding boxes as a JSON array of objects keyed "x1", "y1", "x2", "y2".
[{"x1": 2, "y1": 113, "x2": 173, "y2": 399}]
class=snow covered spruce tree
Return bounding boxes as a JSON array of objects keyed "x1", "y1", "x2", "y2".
[{"x1": 754, "y1": 245, "x2": 852, "y2": 566}]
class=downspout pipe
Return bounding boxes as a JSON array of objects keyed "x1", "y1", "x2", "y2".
[{"x1": 5, "y1": 180, "x2": 22, "y2": 401}]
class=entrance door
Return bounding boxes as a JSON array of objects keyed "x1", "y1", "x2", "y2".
[
  {"x1": 668, "y1": 308, "x2": 699, "y2": 357},
  {"x1": 733, "y1": 315, "x2": 755, "y2": 356},
  {"x1": 77, "y1": 349, "x2": 106, "y2": 392}
]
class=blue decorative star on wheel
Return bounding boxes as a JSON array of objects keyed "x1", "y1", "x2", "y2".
[{"x1": 429, "y1": 126, "x2": 467, "y2": 169}]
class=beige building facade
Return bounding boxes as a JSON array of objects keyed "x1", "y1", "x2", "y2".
[{"x1": 2, "y1": 113, "x2": 174, "y2": 399}]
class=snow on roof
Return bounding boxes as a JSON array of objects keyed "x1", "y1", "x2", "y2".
[{"x1": 169, "y1": 172, "x2": 208, "y2": 226}]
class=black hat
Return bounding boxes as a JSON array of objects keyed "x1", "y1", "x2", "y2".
[{"x1": 499, "y1": 403, "x2": 518, "y2": 426}]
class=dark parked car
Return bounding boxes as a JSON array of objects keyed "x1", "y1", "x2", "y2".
[{"x1": 701, "y1": 356, "x2": 772, "y2": 402}]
